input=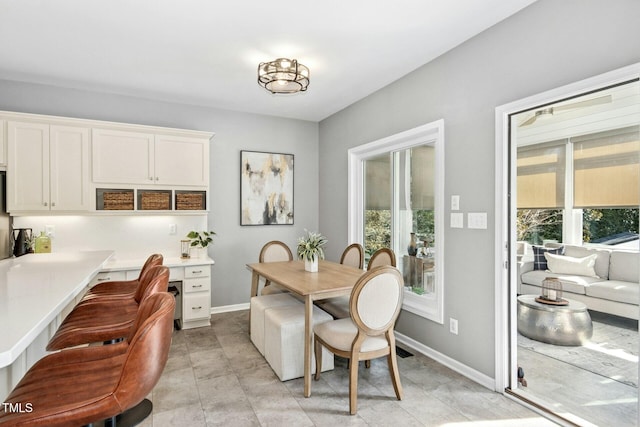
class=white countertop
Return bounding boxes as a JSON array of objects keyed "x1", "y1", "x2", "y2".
[
  {"x1": 99, "y1": 255, "x2": 214, "y2": 271},
  {"x1": 0, "y1": 250, "x2": 114, "y2": 368}
]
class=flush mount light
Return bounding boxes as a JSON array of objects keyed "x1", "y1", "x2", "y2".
[{"x1": 257, "y1": 58, "x2": 309, "y2": 94}]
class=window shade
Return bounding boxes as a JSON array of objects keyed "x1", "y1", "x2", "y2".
[
  {"x1": 573, "y1": 126, "x2": 640, "y2": 208},
  {"x1": 365, "y1": 155, "x2": 391, "y2": 210},
  {"x1": 517, "y1": 141, "x2": 566, "y2": 209},
  {"x1": 410, "y1": 145, "x2": 435, "y2": 210}
]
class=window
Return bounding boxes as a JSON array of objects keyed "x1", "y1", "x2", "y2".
[
  {"x1": 515, "y1": 81, "x2": 640, "y2": 247},
  {"x1": 348, "y1": 120, "x2": 444, "y2": 322}
]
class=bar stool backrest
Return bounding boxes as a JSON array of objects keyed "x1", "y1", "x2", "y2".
[
  {"x1": 134, "y1": 265, "x2": 170, "y2": 304},
  {"x1": 115, "y1": 293, "x2": 175, "y2": 411},
  {"x1": 136, "y1": 254, "x2": 164, "y2": 281}
]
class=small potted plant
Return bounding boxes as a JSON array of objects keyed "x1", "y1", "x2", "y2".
[
  {"x1": 186, "y1": 230, "x2": 216, "y2": 258},
  {"x1": 297, "y1": 230, "x2": 327, "y2": 272}
]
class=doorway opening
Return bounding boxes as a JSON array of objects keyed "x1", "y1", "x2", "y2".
[{"x1": 495, "y1": 64, "x2": 640, "y2": 426}]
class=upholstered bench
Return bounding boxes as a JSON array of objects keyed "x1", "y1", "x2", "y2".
[
  {"x1": 264, "y1": 304, "x2": 334, "y2": 381},
  {"x1": 250, "y1": 293, "x2": 302, "y2": 355}
]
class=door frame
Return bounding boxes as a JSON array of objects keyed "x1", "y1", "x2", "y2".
[{"x1": 493, "y1": 63, "x2": 640, "y2": 398}]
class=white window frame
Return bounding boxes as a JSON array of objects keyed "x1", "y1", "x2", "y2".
[{"x1": 348, "y1": 120, "x2": 445, "y2": 323}]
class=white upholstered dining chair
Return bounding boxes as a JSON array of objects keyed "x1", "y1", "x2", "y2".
[
  {"x1": 340, "y1": 243, "x2": 364, "y2": 269},
  {"x1": 317, "y1": 246, "x2": 394, "y2": 320},
  {"x1": 313, "y1": 265, "x2": 404, "y2": 415},
  {"x1": 254, "y1": 240, "x2": 293, "y2": 297},
  {"x1": 314, "y1": 243, "x2": 364, "y2": 319},
  {"x1": 367, "y1": 247, "x2": 396, "y2": 270}
]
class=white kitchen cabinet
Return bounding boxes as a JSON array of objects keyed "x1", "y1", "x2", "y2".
[
  {"x1": 92, "y1": 129, "x2": 154, "y2": 185},
  {"x1": 155, "y1": 135, "x2": 208, "y2": 186},
  {"x1": 92, "y1": 130, "x2": 209, "y2": 187},
  {"x1": 7, "y1": 122, "x2": 90, "y2": 212}
]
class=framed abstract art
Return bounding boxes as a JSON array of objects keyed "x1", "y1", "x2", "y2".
[{"x1": 240, "y1": 150, "x2": 294, "y2": 225}]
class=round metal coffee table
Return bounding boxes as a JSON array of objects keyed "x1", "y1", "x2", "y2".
[{"x1": 517, "y1": 294, "x2": 593, "y2": 346}]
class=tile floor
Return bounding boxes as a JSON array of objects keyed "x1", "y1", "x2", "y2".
[{"x1": 141, "y1": 310, "x2": 556, "y2": 426}]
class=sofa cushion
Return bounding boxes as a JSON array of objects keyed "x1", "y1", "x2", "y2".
[
  {"x1": 532, "y1": 245, "x2": 564, "y2": 271},
  {"x1": 544, "y1": 252, "x2": 598, "y2": 278},
  {"x1": 609, "y1": 251, "x2": 639, "y2": 283},
  {"x1": 520, "y1": 270, "x2": 601, "y2": 295},
  {"x1": 563, "y1": 245, "x2": 611, "y2": 279},
  {"x1": 586, "y1": 280, "x2": 639, "y2": 304}
]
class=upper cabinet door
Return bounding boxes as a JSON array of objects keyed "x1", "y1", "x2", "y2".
[
  {"x1": 154, "y1": 135, "x2": 209, "y2": 186},
  {"x1": 92, "y1": 129, "x2": 154, "y2": 184},
  {"x1": 7, "y1": 121, "x2": 50, "y2": 211},
  {"x1": 50, "y1": 126, "x2": 90, "y2": 211}
]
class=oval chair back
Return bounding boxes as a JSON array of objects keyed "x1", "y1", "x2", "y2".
[
  {"x1": 350, "y1": 266, "x2": 404, "y2": 337},
  {"x1": 340, "y1": 243, "x2": 364, "y2": 269},
  {"x1": 259, "y1": 240, "x2": 293, "y2": 263},
  {"x1": 367, "y1": 247, "x2": 396, "y2": 270},
  {"x1": 116, "y1": 292, "x2": 175, "y2": 412},
  {"x1": 257, "y1": 241, "x2": 293, "y2": 295},
  {"x1": 134, "y1": 265, "x2": 170, "y2": 304}
]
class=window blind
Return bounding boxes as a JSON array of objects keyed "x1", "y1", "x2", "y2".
[
  {"x1": 517, "y1": 140, "x2": 566, "y2": 209},
  {"x1": 573, "y1": 126, "x2": 640, "y2": 208}
]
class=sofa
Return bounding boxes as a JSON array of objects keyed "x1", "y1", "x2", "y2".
[{"x1": 518, "y1": 244, "x2": 639, "y2": 320}]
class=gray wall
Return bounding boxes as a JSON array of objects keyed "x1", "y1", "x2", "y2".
[
  {"x1": 0, "y1": 80, "x2": 319, "y2": 307},
  {"x1": 318, "y1": 0, "x2": 640, "y2": 378}
]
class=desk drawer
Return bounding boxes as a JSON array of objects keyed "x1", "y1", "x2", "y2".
[
  {"x1": 183, "y1": 293, "x2": 210, "y2": 320},
  {"x1": 185, "y1": 265, "x2": 210, "y2": 279},
  {"x1": 184, "y1": 277, "x2": 210, "y2": 293},
  {"x1": 90, "y1": 271, "x2": 127, "y2": 287}
]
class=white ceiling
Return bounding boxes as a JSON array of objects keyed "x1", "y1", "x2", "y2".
[{"x1": 0, "y1": 0, "x2": 536, "y2": 122}]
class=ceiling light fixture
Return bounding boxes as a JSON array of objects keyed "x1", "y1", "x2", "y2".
[{"x1": 257, "y1": 58, "x2": 309, "y2": 94}]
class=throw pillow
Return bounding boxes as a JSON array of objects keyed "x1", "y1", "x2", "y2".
[
  {"x1": 544, "y1": 252, "x2": 599, "y2": 277},
  {"x1": 532, "y1": 245, "x2": 564, "y2": 271}
]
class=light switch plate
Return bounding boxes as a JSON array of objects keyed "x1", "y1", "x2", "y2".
[
  {"x1": 468, "y1": 212, "x2": 488, "y2": 229},
  {"x1": 450, "y1": 212, "x2": 463, "y2": 228},
  {"x1": 451, "y1": 195, "x2": 460, "y2": 211}
]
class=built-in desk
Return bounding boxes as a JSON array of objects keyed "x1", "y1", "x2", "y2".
[
  {"x1": 0, "y1": 250, "x2": 113, "y2": 400},
  {"x1": 97, "y1": 256, "x2": 215, "y2": 330}
]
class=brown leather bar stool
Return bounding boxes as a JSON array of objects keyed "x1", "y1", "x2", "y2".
[
  {"x1": 78, "y1": 253, "x2": 163, "y2": 305},
  {"x1": 0, "y1": 292, "x2": 175, "y2": 427},
  {"x1": 46, "y1": 265, "x2": 170, "y2": 351}
]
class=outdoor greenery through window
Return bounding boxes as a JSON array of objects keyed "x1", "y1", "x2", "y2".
[
  {"x1": 364, "y1": 145, "x2": 435, "y2": 295},
  {"x1": 517, "y1": 208, "x2": 639, "y2": 245}
]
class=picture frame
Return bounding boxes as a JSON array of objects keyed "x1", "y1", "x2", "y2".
[{"x1": 240, "y1": 150, "x2": 294, "y2": 225}]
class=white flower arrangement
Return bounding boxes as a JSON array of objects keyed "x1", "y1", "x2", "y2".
[{"x1": 297, "y1": 230, "x2": 328, "y2": 262}]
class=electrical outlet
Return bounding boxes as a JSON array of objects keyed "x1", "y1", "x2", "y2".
[
  {"x1": 450, "y1": 318, "x2": 459, "y2": 335},
  {"x1": 169, "y1": 224, "x2": 177, "y2": 235},
  {"x1": 45, "y1": 225, "x2": 55, "y2": 238}
]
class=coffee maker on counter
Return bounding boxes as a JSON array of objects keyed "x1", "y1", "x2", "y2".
[{"x1": 12, "y1": 228, "x2": 32, "y2": 257}]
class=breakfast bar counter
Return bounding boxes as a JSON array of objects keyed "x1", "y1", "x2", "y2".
[{"x1": 0, "y1": 250, "x2": 113, "y2": 399}]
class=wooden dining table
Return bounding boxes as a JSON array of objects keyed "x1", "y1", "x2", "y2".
[{"x1": 247, "y1": 259, "x2": 365, "y2": 397}]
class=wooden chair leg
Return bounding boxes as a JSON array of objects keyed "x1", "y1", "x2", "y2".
[
  {"x1": 349, "y1": 355, "x2": 359, "y2": 415},
  {"x1": 387, "y1": 350, "x2": 403, "y2": 400},
  {"x1": 314, "y1": 337, "x2": 322, "y2": 380},
  {"x1": 365, "y1": 360, "x2": 371, "y2": 369}
]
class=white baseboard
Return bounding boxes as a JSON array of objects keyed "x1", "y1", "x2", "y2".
[
  {"x1": 395, "y1": 332, "x2": 497, "y2": 391},
  {"x1": 210, "y1": 303, "x2": 249, "y2": 314}
]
